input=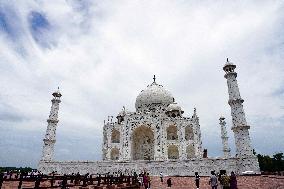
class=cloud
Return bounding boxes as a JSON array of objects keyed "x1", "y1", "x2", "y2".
[{"x1": 0, "y1": 0, "x2": 284, "y2": 167}]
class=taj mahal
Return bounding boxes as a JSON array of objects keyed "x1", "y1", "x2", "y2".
[{"x1": 38, "y1": 59, "x2": 260, "y2": 176}]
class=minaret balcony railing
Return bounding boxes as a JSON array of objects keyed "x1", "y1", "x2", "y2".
[
  {"x1": 43, "y1": 138, "x2": 56, "y2": 143},
  {"x1": 47, "y1": 119, "x2": 59, "y2": 123},
  {"x1": 228, "y1": 98, "x2": 244, "y2": 105},
  {"x1": 231, "y1": 124, "x2": 250, "y2": 131},
  {"x1": 224, "y1": 72, "x2": 237, "y2": 78},
  {"x1": 51, "y1": 99, "x2": 61, "y2": 103}
]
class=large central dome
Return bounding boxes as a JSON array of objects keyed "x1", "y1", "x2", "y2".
[{"x1": 135, "y1": 80, "x2": 174, "y2": 111}]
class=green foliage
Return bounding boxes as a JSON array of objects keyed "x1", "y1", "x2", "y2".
[{"x1": 257, "y1": 152, "x2": 284, "y2": 172}]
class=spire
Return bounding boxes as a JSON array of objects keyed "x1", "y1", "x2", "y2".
[
  {"x1": 192, "y1": 107, "x2": 197, "y2": 118},
  {"x1": 153, "y1": 75, "x2": 156, "y2": 83}
]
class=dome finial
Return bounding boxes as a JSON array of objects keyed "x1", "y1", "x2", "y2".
[{"x1": 153, "y1": 75, "x2": 156, "y2": 83}]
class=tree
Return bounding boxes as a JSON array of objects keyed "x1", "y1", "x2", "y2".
[
  {"x1": 272, "y1": 153, "x2": 284, "y2": 172},
  {"x1": 257, "y1": 152, "x2": 284, "y2": 173}
]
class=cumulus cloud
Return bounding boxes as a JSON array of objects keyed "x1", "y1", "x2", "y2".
[{"x1": 0, "y1": 0, "x2": 284, "y2": 167}]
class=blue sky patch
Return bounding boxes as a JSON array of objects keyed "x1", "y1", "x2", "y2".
[
  {"x1": 0, "y1": 7, "x2": 21, "y2": 39},
  {"x1": 29, "y1": 11, "x2": 50, "y2": 32},
  {"x1": 28, "y1": 11, "x2": 54, "y2": 48}
]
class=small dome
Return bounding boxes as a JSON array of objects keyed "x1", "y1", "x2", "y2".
[
  {"x1": 135, "y1": 81, "x2": 174, "y2": 110},
  {"x1": 166, "y1": 103, "x2": 184, "y2": 114}
]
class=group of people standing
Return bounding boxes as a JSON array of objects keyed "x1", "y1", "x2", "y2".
[
  {"x1": 137, "y1": 172, "x2": 151, "y2": 189},
  {"x1": 194, "y1": 170, "x2": 237, "y2": 189}
]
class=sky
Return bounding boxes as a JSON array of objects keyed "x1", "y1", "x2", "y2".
[{"x1": 0, "y1": 0, "x2": 284, "y2": 168}]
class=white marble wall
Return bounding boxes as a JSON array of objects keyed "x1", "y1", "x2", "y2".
[
  {"x1": 102, "y1": 104, "x2": 203, "y2": 161},
  {"x1": 38, "y1": 157, "x2": 260, "y2": 176}
]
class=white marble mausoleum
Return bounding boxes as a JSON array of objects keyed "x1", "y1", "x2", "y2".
[{"x1": 38, "y1": 59, "x2": 260, "y2": 176}]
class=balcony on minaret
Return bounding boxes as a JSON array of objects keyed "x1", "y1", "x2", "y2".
[
  {"x1": 52, "y1": 87, "x2": 62, "y2": 100},
  {"x1": 223, "y1": 58, "x2": 238, "y2": 79},
  {"x1": 223, "y1": 58, "x2": 236, "y2": 72}
]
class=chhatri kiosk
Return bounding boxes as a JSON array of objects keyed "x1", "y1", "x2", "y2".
[{"x1": 38, "y1": 60, "x2": 260, "y2": 176}]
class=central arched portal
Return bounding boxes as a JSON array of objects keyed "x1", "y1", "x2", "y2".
[{"x1": 132, "y1": 126, "x2": 154, "y2": 160}]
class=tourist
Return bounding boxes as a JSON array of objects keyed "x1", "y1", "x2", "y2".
[
  {"x1": 138, "y1": 173, "x2": 143, "y2": 186},
  {"x1": 133, "y1": 171, "x2": 138, "y2": 184},
  {"x1": 90, "y1": 174, "x2": 93, "y2": 184},
  {"x1": 98, "y1": 174, "x2": 101, "y2": 186},
  {"x1": 220, "y1": 172, "x2": 230, "y2": 189},
  {"x1": 34, "y1": 176, "x2": 41, "y2": 189},
  {"x1": 147, "y1": 173, "x2": 151, "y2": 188},
  {"x1": 143, "y1": 173, "x2": 148, "y2": 189},
  {"x1": 209, "y1": 171, "x2": 218, "y2": 189},
  {"x1": 61, "y1": 174, "x2": 67, "y2": 189},
  {"x1": 167, "y1": 177, "x2": 172, "y2": 187},
  {"x1": 195, "y1": 172, "x2": 200, "y2": 189},
  {"x1": 70, "y1": 173, "x2": 74, "y2": 183},
  {"x1": 83, "y1": 173, "x2": 89, "y2": 186},
  {"x1": 229, "y1": 171, "x2": 237, "y2": 189},
  {"x1": 218, "y1": 172, "x2": 222, "y2": 188},
  {"x1": 75, "y1": 172, "x2": 80, "y2": 185},
  {"x1": 160, "y1": 171, "x2": 163, "y2": 182},
  {"x1": 0, "y1": 172, "x2": 4, "y2": 188}
]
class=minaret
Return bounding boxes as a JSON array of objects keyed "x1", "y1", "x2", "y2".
[
  {"x1": 219, "y1": 117, "x2": 231, "y2": 158},
  {"x1": 223, "y1": 59, "x2": 253, "y2": 157},
  {"x1": 192, "y1": 108, "x2": 203, "y2": 158},
  {"x1": 41, "y1": 88, "x2": 62, "y2": 161}
]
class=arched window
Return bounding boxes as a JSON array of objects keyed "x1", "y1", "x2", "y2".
[
  {"x1": 167, "y1": 125, "x2": 178, "y2": 140},
  {"x1": 186, "y1": 144, "x2": 195, "y2": 159},
  {"x1": 111, "y1": 129, "x2": 120, "y2": 143},
  {"x1": 168, "y1": 145, "x2": 179, "y2": 159},
  {"x1": 110, "y1": 148, "x2": 119, "y2": 160},
  {"x1": 185, "y1": 126, "x2": 194, "y2": 140},
  {"x1": 132, "y1": 126, "x2": 154, "y2": 160}
]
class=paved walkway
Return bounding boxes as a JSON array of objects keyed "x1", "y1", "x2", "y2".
[{"x1": 150, "y1": 175, "x2": 284, "y2": 189}]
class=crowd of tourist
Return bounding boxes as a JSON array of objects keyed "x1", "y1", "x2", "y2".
[
  {"x1": 201, "y1": 170, "x2": 238, "y2": 189},
  {"x1": 0, "y1": 168, "x2": 240, "y2": 189}
]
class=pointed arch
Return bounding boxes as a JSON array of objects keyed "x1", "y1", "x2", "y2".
[
  {"x1": 167, "y1": 125, "x2": 178, "y2": 140},
  {"x1": 168, "y1": 145, "x2": 179, "y2": 159},
  {"x1": 111, "y1": 129, "x2": 120, "y2": 143},
  {"x1": 185, "y1": 125, "x2": 194, "y2": 141},
  {"x1": 110, "y1": 148, "x2": 119, "y2": 160},
  {"x1": 186, "y1": 144, "x2": 195, "y2": 159},
  {"x1": 132, "y1": 126, "x2": 154, "y2": 160}
]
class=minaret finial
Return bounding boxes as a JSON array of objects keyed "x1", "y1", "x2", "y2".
[
  {"x1": 153, "y1": 75, "x2": 156, "y2": 83},
  {"x1": 226, "y1": 58, "x2": 229, "y2": 63},
  {"x1": 192, "y1": 107, "x2": 197, "y2": 118}
]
